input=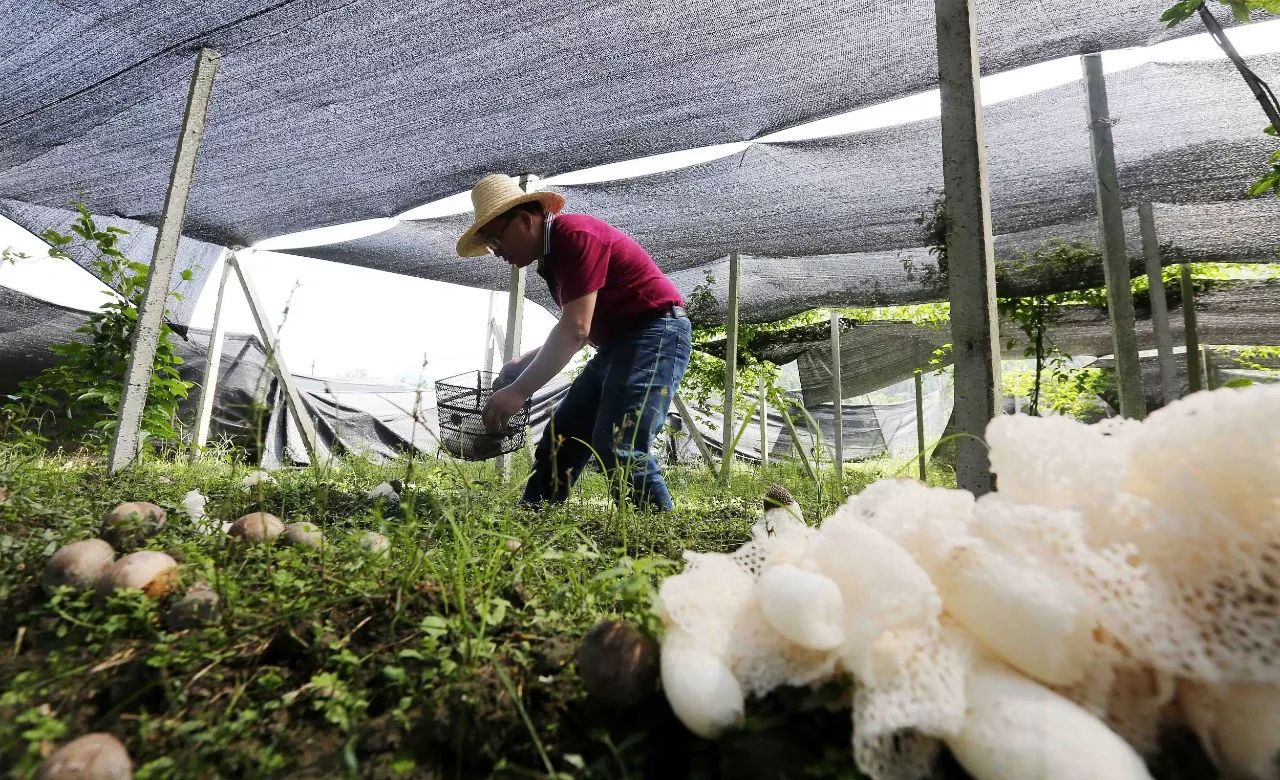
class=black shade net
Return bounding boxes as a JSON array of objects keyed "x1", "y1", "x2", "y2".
[
  {"x1": 0, "y1": 0, "x2": 1251, "y2": 250},
  {"x1": 0, "y1": 199, "x2": 223, "y2": 325},
  {"x1": 292, "y1": 55, "x2": 1280, "y2": 324}
]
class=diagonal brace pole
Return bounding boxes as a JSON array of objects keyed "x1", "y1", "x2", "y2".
[
  {"x1": 109, "y1": 48, "x2": 220, "y2": 472},
  {"x1": 227, "y1": 251, "x2": 323, "y2": 464}
]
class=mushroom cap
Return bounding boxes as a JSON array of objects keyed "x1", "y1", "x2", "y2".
[
  {"x1": 281, "y1": 522, "x2": 323, "y2": 549},
  {"x1": 101, "y1": 502, "x2": 167, "y2": 550},
  {"x1": 166, "y1": 585, "x2": 221, "y2": 630},
  {"x1": 947, "y1": 660, "x2": 1150, "y2": 780},
  {"x1": 42, "y1": 539, "x2": 116, "y2": 593},
  {"x1": 758, "y1": 564, "x2": 845, "y2": 651},
  {"x1": 660, "y1": 631, "x2": 745, "y2": 739},
  {"x1": 37, "y1": 732, "x2": 132, "y2": 780},
  {"x1": 228, "y1": 512, "x2": 284, "y2": 543},
  {"x1": 95, "y1": 551, "x2": 180, "y2": 599},
  {"x1": 763, "y1": 484, "x2": 796, "y2": 511},
  {"x1": 358, "y1": 531, "x2": 390, "y2": 555},
  {"x1": 576, "y1": 620, "x2": 658, "y2": 709}
]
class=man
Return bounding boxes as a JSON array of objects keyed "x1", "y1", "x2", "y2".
[{"x1": 459, "y1": 173, "x2": 691, "y2": 511}]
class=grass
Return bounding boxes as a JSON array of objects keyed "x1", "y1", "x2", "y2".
[{"x1": 0, "y1": 441, "x2": 955, "y2": 778}]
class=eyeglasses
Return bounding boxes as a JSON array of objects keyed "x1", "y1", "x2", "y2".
[{"x1": 479, "y1": 212, "x2": 517, "y2": 250}]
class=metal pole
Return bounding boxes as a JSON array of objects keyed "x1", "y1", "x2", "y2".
[
  {"x1": 1083, "y1": 53, "x2": 1146, "y2": 421},
  {"x1": 228, "y1": 251, "x2": 323, "y2": 464},
  {"x1": 190, "y1": 252, "x2": 231, "y2": 459},
  {"x1": 1202, "y1": 345, "x2": 1216, "y2": 390},
  {"x1": 935, "y1": 0, "x2": 1001, "y2": 496},
  {"x1": 672, "y1": 394, "x2": 718, "y2": 477},
  {"x1": 758, "y1": 374, "x2": 769, "y2": 468},
  {"x1": 1181, "y1": 264, "x2": 1202, "y2": 394},
  {"x1": 109, "y1": 48, "x2": 220, "y2": 473},
  {"x1": 721, "y1": 252, "x2": 740, "y2": 485},
  {"x1": 829, "y1": 312, "x2": 844, "y2": 484},
  {"x1": 1138, "y1": 203, "x2": 1177, "y2": 406},
  {"x1": 915, "y1": 371, "x2": 927, "y2": 481}
]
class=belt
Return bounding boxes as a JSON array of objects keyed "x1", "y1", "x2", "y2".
[{"x1": 659, "y1": 304, "x2": 688, "y2": 319}]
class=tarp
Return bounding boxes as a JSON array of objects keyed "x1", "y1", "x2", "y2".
[
  {"x1": 0, "y1": 1, "x2": 1253, "y2": 249},
  {"x1": 291, "y1": 55, "x2": 1280, "y2": 322},
  {"x1": 0, "y1": 200, "x2": 223, "y2": 325},
  {"x1": 787, "y1": 278, "x2": 1280, "y2": 406}
]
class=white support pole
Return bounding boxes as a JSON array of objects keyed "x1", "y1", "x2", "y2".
[
  {"x1": 779, "y1": 398, "x2": 818, "y2": 484},
  {"x1": 1138, "y1": 203, "x2": 1177, "y2": 405},
  {"x1": 915, "y1": 371, "x2": 927, "y2": 481},
  {"x1": 935, "y1": 0, "x2": 1001, "y2": 496},
  {"x1": 483, "y1": 290, "x2": 496, "y2": 374},
  {"x1": 109, "y1": 48, "x2": 220, "y2": 473},
  {"x1": 228, "y1": 251, "x2": 323, "y2": 464},
  {"x1": 497, "y1": 176, "x2": 531, "y2": 478},
  {"x1": 1181, "y1": 265, "x2": 1203, "y2": 394},
  {"x1": 720, "y1": 252, "x2": 741, "y2": 485},
  {"x1": 190, "y1": 252, "x2": 231, "y2": 459},
  {"x1": 829, "y1": 312, "x2": 844, "y2": 485},
  {"x1": 1083, "y1": 53, "x2": 1146, "y2": 421},
  {"x1": 758, "y1": 374, "x2": 769, "y2": 468},
  {"x1": 672, "y1": 394, "x2": 718, "y2": 477}
]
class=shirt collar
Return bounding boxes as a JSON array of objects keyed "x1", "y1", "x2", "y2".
[{"x1": 537, "y1": 212, "x2": 555, "y2": 273}]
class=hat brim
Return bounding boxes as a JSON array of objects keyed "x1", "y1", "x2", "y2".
[{"x1": 456, "y1": 191, "x2": 566, "y2": 257}]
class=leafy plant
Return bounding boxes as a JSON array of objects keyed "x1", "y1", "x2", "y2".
[
  {"x1": 1161, "y1": 2, "x2": 1280, "y2": 198},
  {"x1": 1161, "y1": 0, "x2": 1279, "y2": 26},
  {"x1": 905, "y1": 190, "x2": 949, "y2": 294},
  {"x1": 1, "y1": 204, "x2": 194, "y2": 449},
  {"x1": 995, "y1": 241, "x2": 1101, "y2": 415}
]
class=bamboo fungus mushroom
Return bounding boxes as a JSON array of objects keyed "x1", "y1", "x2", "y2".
[
  {"x1": 37, "y1": 733, "x2": 132, "y2": 780},
  {"x1": 228, "y1": 512, "x2": 284, "y2": 543},
  {"x1": 100, "y1": 501, "x2": 167, "y2": 550},
  {"x1": 359, "y1": 531, "x2": 390, "y2": 555},
  {"x1": 946, "y1": 660, "x2": 1152, "y2": 780},
  {"x1": 42, "y1": 539, "x2": 115, "y2": 593},
  {"x1": 95, "y1": 551, "x2": 180, "y2": 599},
  {"x1": 659, "y1": 630, "x2": 744, "y2": 739},
  {"x1": 281, "y1": 522, "x2": 323, "y2": 549}
]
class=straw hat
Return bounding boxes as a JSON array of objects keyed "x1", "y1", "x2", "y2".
[{"x1": 456, "y1": 174, "x2": 565, "y2": 257}]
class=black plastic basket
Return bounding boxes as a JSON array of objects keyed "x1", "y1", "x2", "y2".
[{"x1": 435, "y1": 370, "x2": 530, "y2": 461}]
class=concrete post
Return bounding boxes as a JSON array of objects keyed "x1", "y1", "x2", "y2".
[
  {"x1": 934, "y1": 0, "x2": 1001, "y2": 496},
  {"x1": 915, "y1": 371, "x2": 927, "y2": 481},
  {"x1": 1138, "y1": 203, "x2": 1177, "y2": 405},
  {"x1": 758, "y1": 374, "x2": 769, "y2": 468},
  {"x1": 829, "y1": 312, "x2": 844, "y2": 484},
  {"x1": 190, "y1": 252, "x2": 231, "y2": 459},
  {"x1": 1181, "y1": 265, "x2": 1202, "y2": 394},
  {"x1": 672, "y1": 394, "x2": 718, "y2": 477},
  {"x1": 109, "y1": 48, "x2": 220, "y2": 473},
  {"x1": 1083, "y1": 53, "x2": 1146, "y2": 421},
  {"x1": 721, "y1": 252, "x2": 741, "y2": 485},
  {"x1": 228, "y1": 251, "x2": 323, "y2": 464}
]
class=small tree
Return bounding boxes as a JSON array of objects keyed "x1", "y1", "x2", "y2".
[
  {"x1": 1162, "y1": 0, "x2": 1280, "y2": 197},
  {"x1": 2, "y1": 205, "x2": 194, "y2": 449}
]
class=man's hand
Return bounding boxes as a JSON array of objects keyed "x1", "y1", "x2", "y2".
[{"x1": 482, "y1": 385, "x2": 528, "y2": 432}]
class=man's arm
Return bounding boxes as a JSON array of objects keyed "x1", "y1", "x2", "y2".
[
  {"x1": 496, "y1": 347, "x2": 540, "y2": 388},
  {"x1": 510, "y1": 292, "x2": 595, "y2": 397},
  {"x1": 481, "y1": 292, "x2": 595, "y2": 431}
]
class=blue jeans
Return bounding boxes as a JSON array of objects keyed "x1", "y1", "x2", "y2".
[{"x1": 522, "y1": 314, "x2": 692, "y2": 511}]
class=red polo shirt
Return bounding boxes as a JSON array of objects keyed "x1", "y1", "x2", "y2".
[{"x1": 537, "y1": 213, "x2": 684, "y2": 347}]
